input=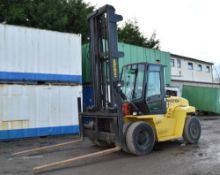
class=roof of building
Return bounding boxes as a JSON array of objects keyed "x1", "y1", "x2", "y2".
[{"x1": 171, "y1": 53, "x2": 214, "y2": 65}]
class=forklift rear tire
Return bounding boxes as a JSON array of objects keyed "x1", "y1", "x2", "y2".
[
  {"x1": 183, "y1": 116, "x2": 201, "y2": 144},
  {"x1": 126, "y1": 121, "x2": 155, "y2": 155}
]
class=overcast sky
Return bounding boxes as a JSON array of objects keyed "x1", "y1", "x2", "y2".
[{"x1": 84, "y1": 0, "x2": 220, "y2": 65}]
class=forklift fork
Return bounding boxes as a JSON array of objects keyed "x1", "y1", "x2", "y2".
[{"x1": 33, "y1": 146, "x2": 121, "y2": 174}]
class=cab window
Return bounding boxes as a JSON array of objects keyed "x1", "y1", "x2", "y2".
[{"x1": 146, "y1": 66, "x2": 161, "y2": 98}]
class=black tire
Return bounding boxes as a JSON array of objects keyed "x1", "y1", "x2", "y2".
[
  {"x1": 183, "y1": 117, "x2": 201, "y2": 144},
  {"x1": 122, "y1": 122, "x2": 132, "y2": 153},
  {"x1": 126, "y1": 121, "x2": 155, "y2": 155}
]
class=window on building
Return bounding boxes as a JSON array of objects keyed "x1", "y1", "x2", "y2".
[
  {"x1": 171, "y1": 59, "x2": 175, "y2": 67},
  {"x1": 205, "y1": 66, "x2": 210, "y2": 72},
  {"x1": 177, "y1": 59, "x2": 181, "y2": 68},
  {"x1": 188, "y1": 62, "x2": 193, "y2": 70},
  {"x1": 197, "y1": 64, "x2": 202, "y2": 71}
]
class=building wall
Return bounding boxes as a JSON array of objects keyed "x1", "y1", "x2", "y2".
[{"x1": 171, "y1": 55, "x2": 213, "y2": 83}]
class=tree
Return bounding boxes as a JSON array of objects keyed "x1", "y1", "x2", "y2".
[
  {"x1": 0, "y1": 0, "x2": 94, "y2": 42},
  {"x1": 118, "y1": 20, "x2": 160, "y2": 49}
]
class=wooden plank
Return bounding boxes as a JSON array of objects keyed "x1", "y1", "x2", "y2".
[
  {"x1": 33, "y1": 146, "x2": 121, "y2": 174},
  {"x1": 12, "y1": 139, "x2": 83, "y2": 157}
]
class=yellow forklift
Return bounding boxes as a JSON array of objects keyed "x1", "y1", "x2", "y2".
[
  {"x1": 81, "y1": 4, "x2": 201, "y2": 155},
  {"x1": 13, "y1": 4, "x2": 201, "y2": 173}
]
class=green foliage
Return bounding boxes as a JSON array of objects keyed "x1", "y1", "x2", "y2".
[
  {"x1": 0, "y1": 0, "x2": 94, "y2": 42},
  {"x1": 0, "y1": 1, "x2": 160, "y2": 47},
  {"x1": 118, "y1": 20, "x2": 160, "y2": 49}
]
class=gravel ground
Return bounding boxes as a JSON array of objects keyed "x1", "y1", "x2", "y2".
[{"x1": 0, "y1": 118, "x2": 220, "y2": 175}]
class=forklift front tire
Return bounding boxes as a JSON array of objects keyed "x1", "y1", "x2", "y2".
[
  {"x1": 183, "y1": 116, "x2": 201, "y2": 144},
  {"x1": 126, "y1": 122, "x2": 155, "y2": 155}
]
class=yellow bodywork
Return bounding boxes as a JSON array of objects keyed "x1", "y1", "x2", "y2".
[{"x1": 124, "y1": 96, "x2": 195, "y2": 142}]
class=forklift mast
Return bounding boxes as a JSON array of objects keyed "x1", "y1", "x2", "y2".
[
  {"x1": 83, "y1": 5, "x2": 167, "y2": 147},
  {"x1": 88, "y1": 5, "x2": 124, "y2": 110},
  {"x1": 81, "y1": 5, "x2": 124, "y2": 146}
]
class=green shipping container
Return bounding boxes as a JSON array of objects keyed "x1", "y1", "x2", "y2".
[
  {"x1": 82, "y1": 42, "x2": 171, "y2": 85},
  {"x1": 182, "y1": 85, "x2": 220, "y2": 114}
]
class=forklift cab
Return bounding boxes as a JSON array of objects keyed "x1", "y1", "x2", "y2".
[{"x1": 120, "y1": 63, "x2": 166, "y2": 115}]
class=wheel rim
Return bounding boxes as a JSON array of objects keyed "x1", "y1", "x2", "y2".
[
  {"x1": 137, "y1": 130, "x2": 150, "y2": 148},
  {"x1": 189, "y1": 121, "x2": 200, "y2": 139}
]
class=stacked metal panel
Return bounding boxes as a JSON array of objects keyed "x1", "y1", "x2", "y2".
[{"x1": 0, "y1": 24, "x2": 82, "y2": 140}]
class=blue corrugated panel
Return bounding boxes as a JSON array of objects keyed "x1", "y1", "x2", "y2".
[
  {"x1": 0, "y1": 71, "x2": 82, "y2": 84},
  {"x1": 0, "y1": 125, "x2": 79, "y2": 140}
]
